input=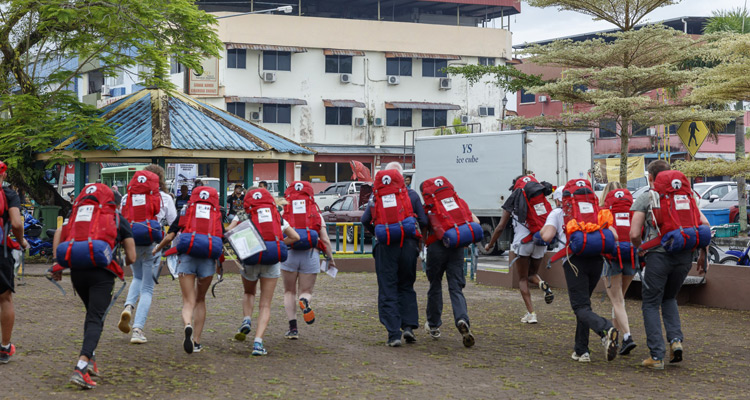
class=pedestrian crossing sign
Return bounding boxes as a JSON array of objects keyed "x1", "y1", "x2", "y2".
[{"x1": 677, "y1": 120, "x2": 709, "y2": 157}]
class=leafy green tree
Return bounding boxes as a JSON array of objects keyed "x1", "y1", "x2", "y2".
[{"x1": 0, "y1": 0, "x2": 223, "y2": 208}]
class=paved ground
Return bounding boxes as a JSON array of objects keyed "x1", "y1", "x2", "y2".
[{"x1": 3, "y1": 267, "x2": 749, "y2": 399}]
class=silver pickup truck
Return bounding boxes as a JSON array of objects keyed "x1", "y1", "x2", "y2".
[{"x1": 315, "y1": 181, "x2": 368, "y2": 210}]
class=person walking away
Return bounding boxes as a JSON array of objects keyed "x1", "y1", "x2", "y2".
[
  {"x1": 152, "y1": 186, "x2": 224, "y2": 354},
  {"x1": 630, "y1": 161, "x2": 709, "y2": 369},
  {"x1": 0, "y1": 161, "x2": 29, "y2": 364},
  {"x1": 117, "y1": 165, "x2": 177, "y2": 344},
  {"x1": 279, "y1": 181, "x2": 335, "y2": 339},
  {"x1": 420, "y1": 176, "x2": 482, "y2": 347},
  {"x1": 232, "y1": 188, "x2": 298, "y2": 355},
  {"x1": 361, "y1": 162, "x2": 428, "y2": 347},
  {"x1": 227, "y1": 184, "x2": 245, "y2": 221},
  {"x1": 539, "y1": 179, "x2": 620, "y2": 363},
  {"x1": 51, "y1": 184, "x2": 136, "y2": 389},
  {"x1": 485, "y1": 175, "x2": 555, "y2": 324},
  {"x1": 601, "y1": 183, "x2": 638, "y2": 355}
]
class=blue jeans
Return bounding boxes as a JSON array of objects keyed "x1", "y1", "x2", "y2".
[{"x1": 125, "y1": 245, "x2": 161, "y2": 330}]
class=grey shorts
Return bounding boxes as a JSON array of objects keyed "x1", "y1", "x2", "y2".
[
  {"x1": 606, "y1": 261, "x2": 636, "y2": 277},
  {"x1": 176, "y1": 254, "x2": 216, "y2": 279},
  {"x1": 281, "y1": 250, "x2": 321, "y2": 274},
  {"x1": 513, "y1": 241, "x2": 546, "y2": 259},
  {"x1": 241, "y1": 263, "x2": 281, "y2": 281}
]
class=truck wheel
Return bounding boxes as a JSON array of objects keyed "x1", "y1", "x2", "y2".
[
  {"x1": 479, "y1": 223, "x2": 503, "y2": 255},
  {"x1": 346, "y1": 226, "x2": 354, "y2": 243}
]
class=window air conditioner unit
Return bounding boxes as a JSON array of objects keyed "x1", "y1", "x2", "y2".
[
  {"x1": 262, "y1": 72, "x2": 277, "y2": 82},
  {"x1": 460, "y1": 115, "x2": 470, "y2": 124},
  {"x1": 249, "y1": 111, "x2": 261, "y2": 121},
  {"x1": 646, "y1": 128, "x2": 657, "y2": 136},
  {"x1": 538, "y1": 95, "x2": 548, "y2": 103},
  {"x1": 387, "y1": 75, "x2": 400, "y2": 85},
  {"x1": 100, "y1": 85, "x2": 110, "y2": 96},
  {"x1": 373, "y1": 117, "x2": 384, "y2": 127},
  {"x1": 439, "y1": 78, "x2": 452, "y2": 90},
  {"x1": 354, "y1": 117, "x2": 366, "y2": 127},
  {"x1": 340, "y1": 73, "x2": 352, "y2": 84},
  {"x1": 479, "y1": 106, "x2": 488, "y2": 117}
]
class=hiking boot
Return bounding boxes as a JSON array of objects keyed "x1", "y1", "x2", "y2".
[
  {"x1": 234, "y1": 319, "x2": 252, "y2": 342},
  {"x1": 669, "y1": 340, "x2": 683, "y2": 363},
  {"x1": 602, "y1": 327, "x2": 619, "y2": 362},
  {"x1": 386, "y1": 339, "x2": 402, "y2": 347},
  {"x1": 299, "y1": 298, "x2": 315, "y2": 325},
  {"x1": 0, "y1": 344, "x2": 16, "y2": 364},
  {"x1": 183, "y1": 325, "x2": 194, "y2": 354},
  {"x1": 402, "y1": 327, "x2": 416, "y2": 344},
  {"x1": 252, "y1": 341, "x2": 267, "y2": 356},
  {"x1": 87, "y1": 359, "x2": 100, "y2": 377},
  {"x1": 70, "y1": 368, "x2": 97, "y2": 389},
  {"x1": 424, "y1": 321, "x2": 441, "y2": 339},
  {"x1": 540, "y1": 281, "x2": 555, "y2": 304},
  {"x1": 118, "y1": 306, "x2": 132, "y2": 334},
  {"x1": 457, "y1": 319, "x2": 475, "y2": 348},
  {"x1": 642, "y1": 357, "x2": 665, "y2": 370},
  {"x1": 130, "y1": 328, "x2": 147, "y2": 344},
  {"x1": 571, "y1": 352, "x2": 591, "y2": 363},
  {"x1": 193, "y1": 342, "x2": 202, "y2": 353},
  {"x1": 619, "y1": 336, "x2": 637, "y2": 356},
  {"x1": 285, "y1": 328, "x2": 299, "y2": 340},
  {"x1": 521, "y1": 312, "x2": 538, "y2": 324}
]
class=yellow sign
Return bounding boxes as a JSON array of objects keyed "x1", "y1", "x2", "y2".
[
  {"x1": 605, "y1": 156, "x2": 646, "y2": 183},
  {"x1": 677, "y1": 120, "x2": 709, "y2": 157}
]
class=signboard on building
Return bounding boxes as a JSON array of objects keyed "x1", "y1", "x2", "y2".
[
  {"x1": 677, "y1": 120, "x2": 709, "y2": 157},
  {"x1": 188, "y1": 58, "x2": 219, "y2": 96},
  {"x1": 174, "y1": 163, "x2": 198, "y2": 195}
]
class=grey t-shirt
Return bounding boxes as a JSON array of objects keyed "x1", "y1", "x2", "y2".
[{"x1": 630, "y1": 189, "x2": 664, "y2": 253}]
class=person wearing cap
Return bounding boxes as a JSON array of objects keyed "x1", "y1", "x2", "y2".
[{"x1": 0, "y1": 161, "x2": 29, "y2": 364}]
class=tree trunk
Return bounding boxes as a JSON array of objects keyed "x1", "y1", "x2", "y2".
[
  {"x1": 10, "y1": 172, "x2": 72, "y2": 215},
  {"x1": 736, "y1": 105, "x2": 746, "y2": 232},
  {"x1": 619, "y1": 120, "x2": 630, "y2": 186}
]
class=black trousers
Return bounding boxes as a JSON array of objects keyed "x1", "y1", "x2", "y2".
[
  {"x1": 70, "y1": 268, "x2": 115, "y2": 359},
  {"x1": 374, "y1": 239, "x2": 419, "y2": 341},
  {"x1": 425, "y1": 242, "x2": 469, "y2": 328},
  {"x1": 563, "y1": 255, "x2": 612, "y2": 355}
]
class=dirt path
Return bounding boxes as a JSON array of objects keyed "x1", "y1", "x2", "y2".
[{"x1": 3, "y1": 270, "x2": 749, "y2": 399}]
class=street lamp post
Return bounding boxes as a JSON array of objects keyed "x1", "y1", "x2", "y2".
[
  {"x1": 217, "y1": 5, "x2": 294, "y2": 19},
  {"x1": 501, "y1": 95, "x2": 508, "y2": 131}
]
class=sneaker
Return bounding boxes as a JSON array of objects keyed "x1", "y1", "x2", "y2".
[
  {"x1": 424, "y1": 321, "x2": 441, "y2": 339},
  {"x1": 642, "y1": 357, "x2": 665, "y2": 370},
  {"x1": 285, "y1": 328, "x2": 299, "y2": 340},
  {"x1": 386, "y1": 339, "x2": 402, "y2": 347},
  {"x1": 234, "y1": 320, "x2": 252, "y2": 342},
  {"x1": 669, "y1": 340, "x2": 683, "y2": 363},
  {"x1": 130, "y1": 328, "x2": 147, "y2": 344},
  {"x1": 402, "y1": 327, "x2": 416, "y2": 344},
  {"x1": 252, "y1": 341, "x2": 267, "y2": 356},
  {"x1": 87, "y1": 359, "x2": 99, "y2": 377},
  {"x1": 457, "y1": 319, "x2": 475, "y2": 348},
  {"x1": 118, "y1": 306, "x2": 132, "y2": 334},
  {"x1": 540, "y1": 281, "x2": 555, "y2": 304},
  {"x1": 193, "y1": 342, "x2": 202, "y2": 353},
  {"x1": 602, "y1": 327, "x2": 619, "y2": 362},
  {"x1": 619, "y1": 336, "x2": 637, "y2": 356},
  {"x1": 70, "y1": 368, "x2": 97, "y2": 389},
  {"x1": 299, "y1": 298, "x2": 315, "y2": 325},
  {"x1": 571, "y1": 352, "x2": 591, "y2": 363},
  {"x1": 521, "y1": 312, "x2": 538, "y2": 324},
  {"x1": 183, "y1": 325, "x2": 194, "y2": 354},
  {"x1": 0, "y1": 344, "x2": 16, "y2": 364}
]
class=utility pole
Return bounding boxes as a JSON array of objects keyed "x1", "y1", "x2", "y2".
[{"x1": 737, "y1": 100, "x2": 747, "y2": 231}]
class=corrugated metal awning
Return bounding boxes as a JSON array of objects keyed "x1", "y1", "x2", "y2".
[
  {"x1": 225, "y1": 43, "x2": 307, "y2": 53},
  {"x1": 324, "y1": 49, "x2": 365, "y2": 57},
  {"x1": 385, "y1": 52, "x2": 460, "y2": 60},
  {"x1": 385, "y1": 101, "x2": 460, "y2": 111},
  {"x1": 226, "y1": 96, "x2": 307, "y2": 105},
  {"x1": 323, "y1": 99, "x2": 365, "y2": 108}
]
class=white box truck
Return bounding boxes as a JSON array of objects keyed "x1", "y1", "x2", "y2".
[{"x1": 413, "y1": 130, "x2": 593, "y2": 254}]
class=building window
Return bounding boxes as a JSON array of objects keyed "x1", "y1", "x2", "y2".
[
  {"x1": 479, "y1": 106, "x2": 495, "y2": 116},
  {"x1": 325, "y1": 55, "x2": 353, "y2": 74},
  {"x1": 227, "y1": 49, "x2": 246, "y2": 69},
  {"x1": 325, "y1": 107, "x2": 353, "y2": 125},
  {"x1": 105, "y1": 70, "x2": 124, "y2": 86},
  {"x1": 170, "y1": 57, "x2": 183, "y2": 74},
  {"x1": 226, "y1": 102, "x2": 245, "y2": 119},
  {"x1": 386, "y1": 57, "x2": 412, "y2": 76},
  {"x1": 422, "y1": 110, "x2": 448, "y2": 127},
  {"x1": 668, "y1": 124, "x2": 678, "y2": 135},
  {"x1": 520, "y1": 89, "x2": 536, "y2": 104},
  {"x1": 386, "y1": 109, "x2": 412, "y2": 127},
  {"x1": 632, "y1": 122, "x2": 648, "y2": 136},
  {"x1": 422, "y1": 59, "x2": 448, "y2": 78},
  {"x1": 599, "y1": 119, "x2": 617, "y2": 138},
  {"x1": 479, "y1": 57, "x2": 495, "y2": 66},
  {"x1": 263, "y1": 51, "x2": 291, "y2": 71},
  {"x1": 720, "y1": 120, "x2": 736, "y2": 134},
  {"x1": 263, "y1": 104, "x2": 291, "y2": 123}
]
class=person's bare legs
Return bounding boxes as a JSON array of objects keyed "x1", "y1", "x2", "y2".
[
  {"x1": 179, "y1": 274, "x2": 197, "y2": 327},
  {"x1": 255, "y1": 277, "x2": 278, "y2": 339},
  {"x1": 297, "y1": 273, "x2": 317, "y2": 304},
  {"x1": 515, "y1": 256, "x2": 533, "y2": 313},
  {"x1": 242, "y1": 277, "x2": 258, "y2": 320},
  {"x1": 0, "y1": 291, "x2": 14, "y2": 347},
  {"x1": 605, "y1": 274, "x2": 630, "y2": 336},
  {"x1": 282, "y1": 270, "x2": 299, "y2": 321},
  {"x1": 527, "y1": 257, "x2": 543, "y2": 287},
  {"x1": 192, "y1": 276, "x2": 213, "y2": 344}
]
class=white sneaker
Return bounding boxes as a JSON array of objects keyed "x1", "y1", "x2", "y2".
[
  {"x1": 130, "y1": 328, "x2": 147, "y2": 344},
  {"x1": 521, "y1": 312, "x2": 538, "y2": 324},
  {"x1": 571, "y1": 352, "x2": 591, "y2": 363}
]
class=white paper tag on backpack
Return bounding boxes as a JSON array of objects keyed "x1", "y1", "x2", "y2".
[
  {"x1": 615, "y1": 212, "x2": 630, "y2": 227},
  {"x1": 382, "y1": 194, "x2": 397, "y2": 208},
  {"x1": 533, "y1": 203, "x2": 547, "y2": 216},
  {"x1": 131, "y1": 194, "x2": 146, "y2": 207},
  {"x1": 76, "y1": 205, "x2": 94, "y2": 222},
  {"x1": 196, "y1": 204, "x2": 211, "y2": 219},
  {"x1": 292, "y1": 200, "x2": 306, "y2": 214},
  {"x1": 441, "y1": 197, "x2": 459, "y2": 211},
  {"x1": 257, "y1": 208, "x2": 273, "y2": 223},
  {"x1": 578, "y1": 202, "x2": 594, "y2": 214},
  {"x1": 674, "y1": 195, "x2": 690, "y2": 210}
]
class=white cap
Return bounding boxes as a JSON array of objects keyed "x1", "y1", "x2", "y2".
[{"x1": 553, "y1": 186, "x2": 564, "y2": 201}]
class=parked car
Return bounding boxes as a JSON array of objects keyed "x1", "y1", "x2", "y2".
[
  {"x1": 694, "y1": 182, "x2": 737, "y2": 208},
  {"x1": 321, "y1": 184, "x2": 372, "y2": 243},
  {"x1": 315, "y1": 181, "x2": 369, "y2": 210},
  {"x1": 701, "y1": 188, "x2": 747, "y2": 212}
]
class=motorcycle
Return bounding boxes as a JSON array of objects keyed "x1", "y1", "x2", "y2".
[{"x1": 23, "y1": 209, "x2": 54, "y2": 260}]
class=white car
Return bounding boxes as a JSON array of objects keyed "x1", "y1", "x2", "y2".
[{"x1": 694, "y1": 182, "x2": 741, "y2": 208}]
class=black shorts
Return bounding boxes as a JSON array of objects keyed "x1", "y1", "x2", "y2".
[{"x1": 0, "y1": 255, "x2": 15, "y2": 294}]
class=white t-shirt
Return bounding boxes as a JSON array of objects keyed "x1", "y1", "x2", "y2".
[
  {"x1": 544, "y1": 208, "x2": 566, "y2": 249},
  {"x1": 512, "y1": 215, "x2": 531, "y2": 245}
]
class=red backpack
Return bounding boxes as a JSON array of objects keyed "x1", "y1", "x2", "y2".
[
  {"x1": 244, "y1": 188, "x2": 288, "y2": 265},
  {"x1": 421, "y1": 176, "x2": 483, "y2": 248},
  {"x1": 641, "y1": 170, "x2": 710, "y2": 252},
  {"x1": 283, "y1": 181, "x2": 325, "y2": 251},
  {"x1": 604, "y1": 188, "x2": 635, "y2": 268},
  {"x1": 174, "y1": 186, "x2": 223, "y2": 259},
  {"x1": 55, "y1": 183, "x2": 124, "y2": 279},
  {"x1": 122, "y1": 170, "x2": 163, "y2": 246},
  {"x1": 512, "y1": 176, "x2": 552, "y2": 242},
  {"x1": 371, "y1": 169, "x2": 420, "y2": 246}
]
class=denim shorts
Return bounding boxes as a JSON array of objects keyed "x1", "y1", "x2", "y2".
[
  {"x1": 241, "y1": 263, "x2": 281, "y2": 281},
  {"x1": 176, "y1": 254, "x2": 217, "y2": 279},
  {"x1": 606, "y1": 260, "x2": 636, "y2": 277},
  {"x1": 281, "y1": 250, "x2": 321, "y2": 274}
]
